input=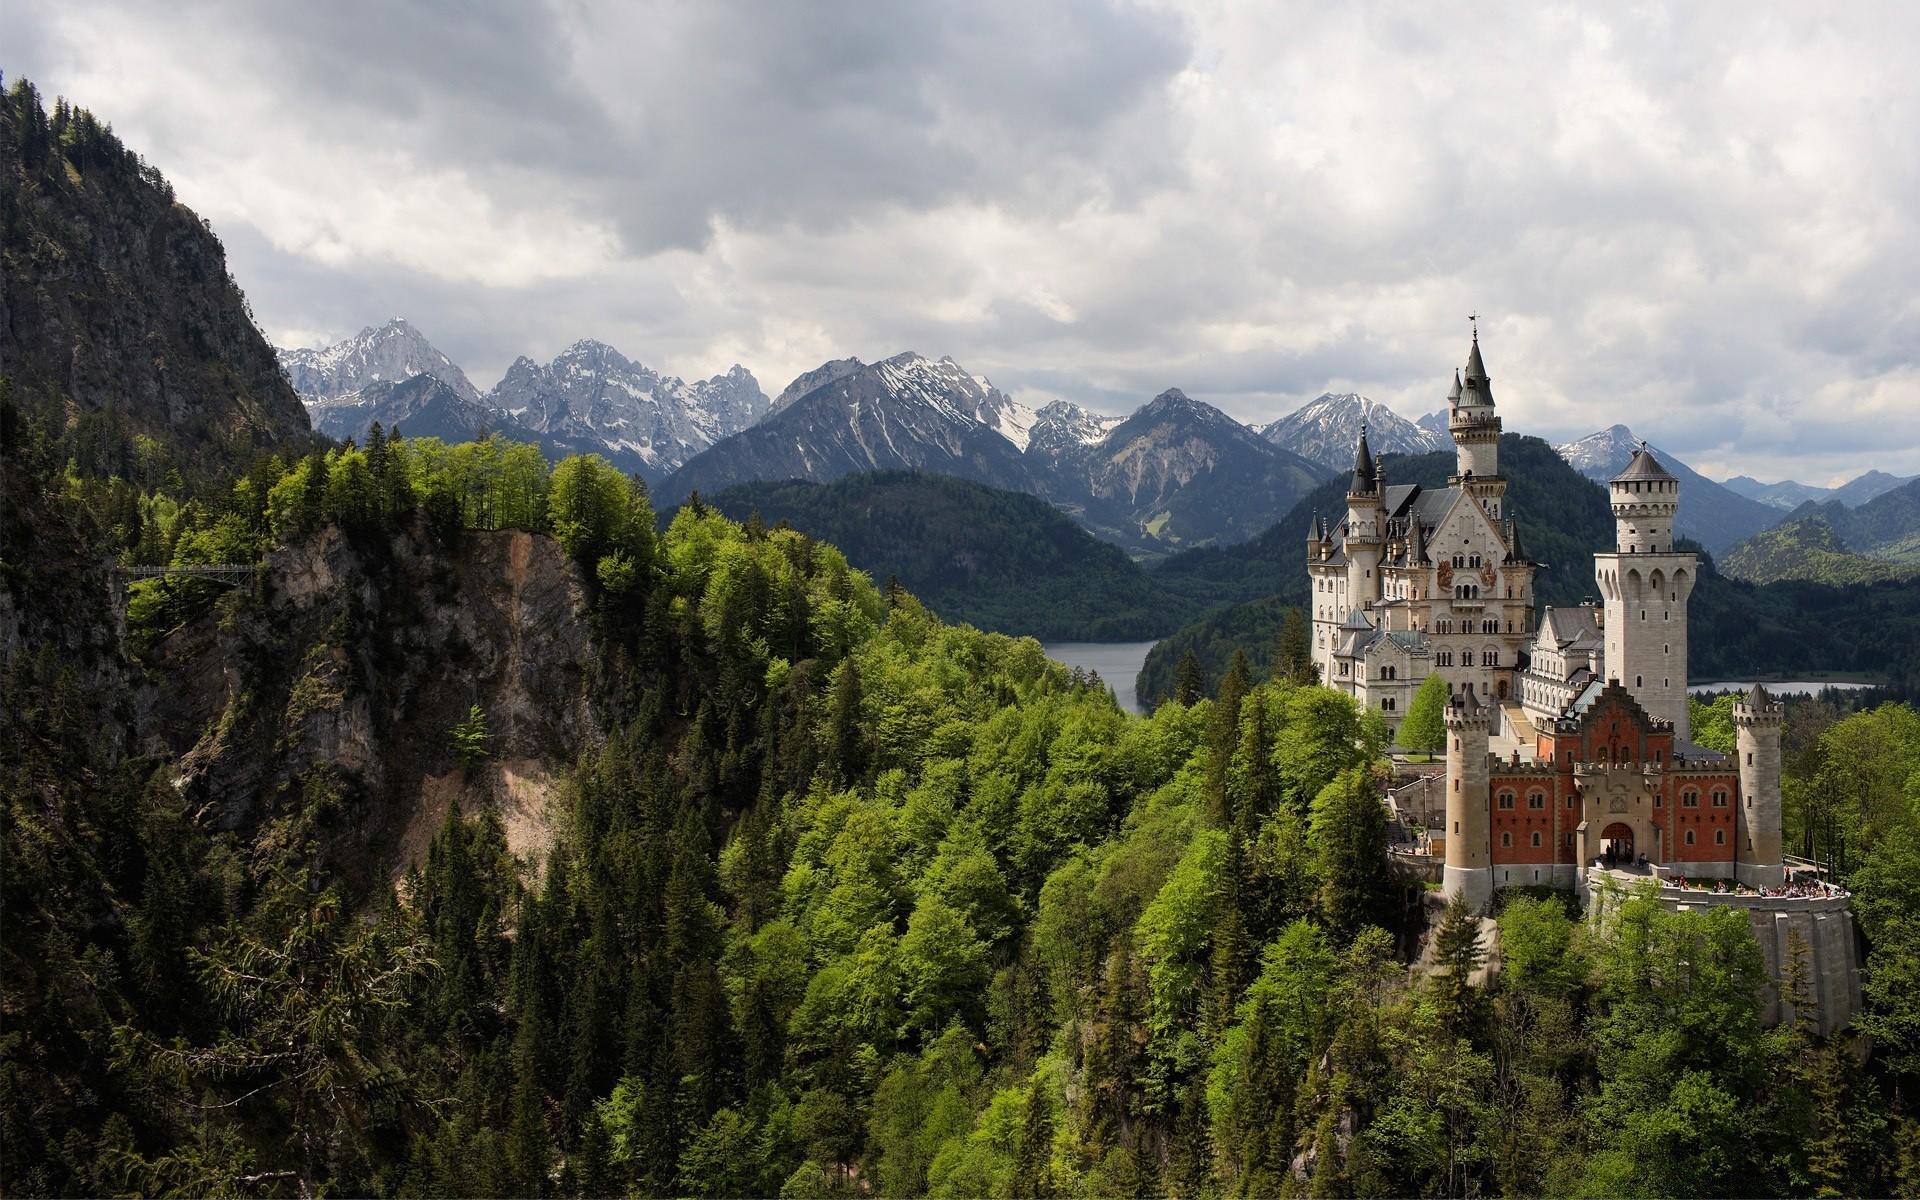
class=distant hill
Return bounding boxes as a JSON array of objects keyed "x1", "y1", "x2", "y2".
[
  {"x1": 1724, "y1": 468, "x2": 1915, "y2": 511},
  {"x1": 1784, "y1": 477, "x2": 1920, "y2": 566},
  {"x1": 1718, "y1": 516, "x2": 1919, "y2": 586},
  {"x1": 699, "y1": 471, "x2": 1205, "y2": 640},
  {"x1": 0, "y1": 78, "x2": 313, "y2": 479},
  {"x1": 1554, "y1": 425, "x2": 1779, "y2": 553}
]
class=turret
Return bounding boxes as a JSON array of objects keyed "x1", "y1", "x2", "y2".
[
  {"x1": 1450, "y1": 333, "x2": 1502, "y2": 483},
  {"x1": 1345, "y1": 426, "x2": 1385, "y2": 607},
  {"x1": 1734, "y1": 683, "x2": 1785, "y2": 888},
  {"x1": 1593, "y1": 445, "x2": 1696, "y2": 739},
  {"x1": 1443, "y1": 686, "x2": 1493, "y2": 911}
]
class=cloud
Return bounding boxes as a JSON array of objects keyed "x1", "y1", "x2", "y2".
[{"x1": 6, "y1": 0, "x2": 1919, "y2": 481}]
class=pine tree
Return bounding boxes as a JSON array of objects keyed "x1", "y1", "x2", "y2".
[
  {"x1": 451, "y1": 704, "x2": 491, "y2": 771},
  {"x1": 1174, "y1": 649, "x2": 1207, "y2": 706},
  {"x1": 1432, "y1": 893, "x2": 1486, "y2": 1035},
  {"x1": 1275, "y1": 606, "x2": 1315, "y2": 684}
]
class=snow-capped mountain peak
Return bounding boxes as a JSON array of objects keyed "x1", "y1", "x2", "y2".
[
  {"x1": 1261, "y1": 392, "x2": 1446, "y2": 471},
  {"x1": 1553, "y1": 424, "x2": 1641, "y2": 475},
  {"x1": 486, "y1": 340, "x2": 768, "y2": 477},
  {"x1": 278, "y1": 317, "x2": 482, "y2": 406}
]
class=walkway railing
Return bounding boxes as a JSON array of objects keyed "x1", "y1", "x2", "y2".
[{"x1": 122, "y1": 564, "x2": 253, "y2": 587}]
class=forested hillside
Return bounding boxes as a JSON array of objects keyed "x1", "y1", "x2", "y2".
[
  {"x1": 1719, "y1": 515, "x2": 1919, "y2": 586},
  {"x1": 0, "y1": 79, "x2": 314, "y2": 481},
  {"x1": 702, "y1": 471, "x2": 1205, "y2": 640},
  {"x1": 7, "y1": 405, "x2": 1920, "y2": 1196}
]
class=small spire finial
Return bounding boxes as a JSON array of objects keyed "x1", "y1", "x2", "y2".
[{"x1": 1468, "y1": 311, "x2": 1480, "y2": 339}]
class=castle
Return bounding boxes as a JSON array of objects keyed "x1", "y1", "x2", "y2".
[{"x1": 1306, "y1": 335, "x2": 1791, "y2": 905}]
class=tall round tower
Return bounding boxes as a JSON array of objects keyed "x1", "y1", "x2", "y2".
[
  {"x1": 1443, "y1": 687, "x2": 1493, "y2": 911},
  {"x1": 1593, "y1": 446, "x2": 1697, "y2": 741},
  {"x1": 1734, "y1": 683, "x2": 1785, "y2": 888}
]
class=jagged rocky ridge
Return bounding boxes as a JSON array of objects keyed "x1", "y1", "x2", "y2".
[
  {"x1": 1260, "y1": 392, "x2": 1445, "y2": 470},
  {"x1": 669, "y1": 356, "x2": 1329, "y2": 556}
]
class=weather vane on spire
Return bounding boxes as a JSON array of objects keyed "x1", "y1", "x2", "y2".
[{"x1": 1468, "y1": 311, "x2": 1480, "y2": 339}]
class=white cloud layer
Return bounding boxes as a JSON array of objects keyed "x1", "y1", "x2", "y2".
[{"x1": 7, "y1": 0, "x2": 1920, "y2": 483}]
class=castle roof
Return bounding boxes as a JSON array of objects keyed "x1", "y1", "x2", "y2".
[
  {"x1": 1748, "y1": 681, "x2": 1769, "y2": 705},
  {"x1": 1350, "y1": 427, "x2": 1376, "y2": 493},
  {"x1": 1611, "y1": 446, "x2": 1676, "y2": 484}
]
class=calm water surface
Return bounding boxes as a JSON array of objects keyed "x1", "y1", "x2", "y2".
[
  {"x1": 1041, "y1": 641, "x2": 1159, "y2": 715},
  {"x1": 1689, "y1": 680, "x2": 1876, "y2": 696}
]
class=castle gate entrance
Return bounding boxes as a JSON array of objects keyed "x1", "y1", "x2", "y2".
[{"x1": 1601, "y1": 822, "x2": 1635, "y2": 865}]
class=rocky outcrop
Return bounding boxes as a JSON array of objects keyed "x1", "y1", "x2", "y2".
[
  {"x1": 149, "y1": 520, "x2": 603, "y2": 889},
  {"x1": 0, "y1": 80, "x2": 313, "y2": 479}
]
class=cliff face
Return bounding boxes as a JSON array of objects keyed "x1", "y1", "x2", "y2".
[
  {"x1": 0, "y1": 80, "x2": 312, "y2": 477},
  {"x1": 145, "y1": 521, "x2": 603, "y2": 887}
]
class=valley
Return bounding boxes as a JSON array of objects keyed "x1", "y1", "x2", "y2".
[{"x1": 7, "y1": 73, "x2": 1920, "y2": 1200}]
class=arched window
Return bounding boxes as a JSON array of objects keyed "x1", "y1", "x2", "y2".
[
  {"x1": 1685, "y1": 829, "x2": 1697, "y2": 846},
  {"x1": 1501, "y1": 832, "x2": 1512, "y2": 848},
  {"x1": 1528, "y1": 792, "x2": 1545, "y2": 810},
  {"x1": 1682, "y1": 790, "x2": 1698, "y2": 808},
  {"x1": 1712, "y1": 791, "x2": 1728, "y2": 808},
  {"x1": 1531, "y1": 831, "x2": 1543, "y2": 847},
  {"x1": 1498, "y1": 792, "x2": 1515, "y2": 810},
  {"x1": 1715, "y1": 829, "x2": 1726, "y2": 845}
]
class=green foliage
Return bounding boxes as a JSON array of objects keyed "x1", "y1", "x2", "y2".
[
  {"x1": 450, "y1": 704, "x2": 491, "y2": 770},
  {"x1": 8, "y1": 412, "x2": 1919, "y2": 1197},
  {"x1": 703, "y1": 471, "x2": 1206, "y2": 641},
  {"x1": 1721, "y1": 514, "x2": 1920, "y2": 586},
  {"x1": 1401, "y1": 672, "x2": 1450, "y2": 755}
]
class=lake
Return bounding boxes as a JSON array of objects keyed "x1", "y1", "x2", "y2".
[
  {"x1": 1690, "y1": 680, "x2": 1877, "y2": 696},
  {"x1": 1041, "y1": 640, "x2": 1159, "y2": 715}
]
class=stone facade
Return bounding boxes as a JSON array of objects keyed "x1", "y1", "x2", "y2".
[{"x1": 1308, "y1": 336, "x2": 1537, "y2": 736}]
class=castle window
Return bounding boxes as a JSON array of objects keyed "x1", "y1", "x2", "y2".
[
  {"x1": 1531, "y1": 832, "x2": 1543, "y2": 847},
  {"x1": 1715, "y1": 830, "x2": 1726, "y2": 845},
  {"x1": 1529, "y1": 793, "x2": 1545, "y2": 810},
  {"x1": 1566, "y1": 833, "x2": 1575, "y2": 846},
  {"x1": 1712, "y1": 791, "x2": 1728, "y2": 808},
  {"x1": 1636, "y1": 675, "x2": 1643, "y2": 688},
  {"x1": 1498, "y1": 792, "x2": 1515, "y2": 810},
  {"x1": 1746, "y1": 752, "x2": 1752, "y2": 765},
  {"x1": 1685, "y1": 830, "x2": 1696, "y2": 846},
  {"x1": 1454, "y1": 820, "x2": 1459, "y2": 833},
  {"x1": 1501, "y1": 832, "x2": 1512, "y2": 848},
  {"x1": 1682, "y1": 790, "x2": 1698, "y2": 808}
]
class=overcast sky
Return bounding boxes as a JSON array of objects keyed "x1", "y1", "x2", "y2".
[{"x1": 9, "y1": 1, "x2": 1920, "y2": 483}]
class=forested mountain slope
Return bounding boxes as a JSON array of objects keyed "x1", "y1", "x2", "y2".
[
  {"x1": 1719, "y1": 515, "x2": 1919, "y2": 586},
  {"x1": 1787, "y1": 476, "x2": 1920, "y2": 565},
  {"x1": 702, "y1": 471, "x2": 1205, "y2": 640},
  {"x1": 0, "y1": 80, "x2": 313, "y2": 480}
]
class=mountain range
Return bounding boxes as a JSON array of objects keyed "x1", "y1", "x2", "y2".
[
  {"x1": 277, "y1": 321, "x2": 769, "y2": 479},
  {"x1": 665, "y1": 355, "x2": 1330, "y2": 556},
  {"x1": 1724, "y1": 469, "x2": 1917, "y2": 511},
  {"x1": 270, "y1": 322, "x2": 1919, "y2": 562}
]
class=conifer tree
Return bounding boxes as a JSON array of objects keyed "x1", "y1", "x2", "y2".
[
  {"x1": 1173, "y1": 649, "x2": 1207, "y2": 706},
  {"x1": 1275, "y1": 606, "x2": 1315, "y2": 684}
]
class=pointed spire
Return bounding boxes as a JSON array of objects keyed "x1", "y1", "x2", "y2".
[
  {"x1": 1748, "y1": 681, "x2": 1769, "y2": 706},
  {"x1": 1505, "y1": 518, "x2": 1525, "y2": 562},
  {"x1": 1409, "y1": 518, "x2": 1427, "y2": 564},
  {"x1": 1349, "y1": 424, "x2": 1375, "y2": 494},
  {"x1": 1465, "y1": 332, "x2": 1487, "y2": 382},
  {"x1": 1449, "y1": 369, "x2": 1463, "y2": 406}
]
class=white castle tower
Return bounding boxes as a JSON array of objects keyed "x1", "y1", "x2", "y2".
[
  {"x1": 1735, "y1": 683, "x2": 1785, "y2": 888},
  {"x1": 1592, "y1": 445, "x2": 1696, "y2": 741},
  {"x1": 1443, "y1": 686, "x2": 1493, "y2": 911}
]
